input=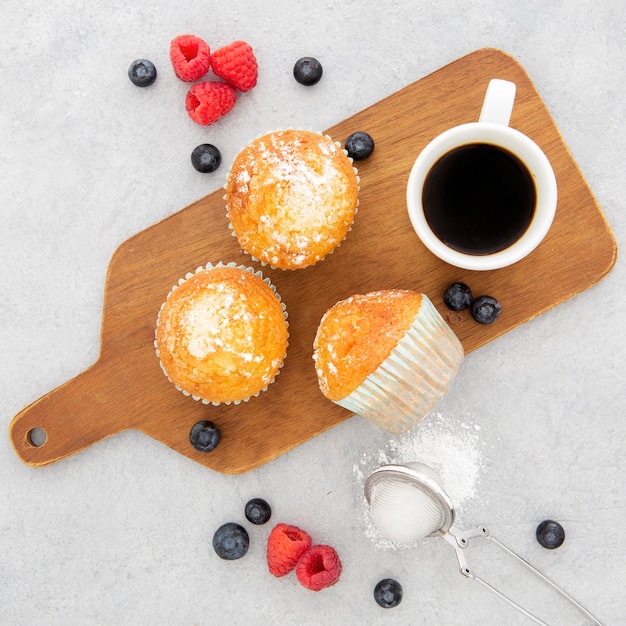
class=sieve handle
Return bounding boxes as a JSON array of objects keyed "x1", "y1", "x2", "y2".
[
  {"x1": 440, "y1": 526, "x2": 603, "y2": 626},
  {"x1": 487, "y1": 533, "x2": 604, "y2": 626},
  {"x1": 439, "y1": 529, "x2": 548, "y2": 625}
]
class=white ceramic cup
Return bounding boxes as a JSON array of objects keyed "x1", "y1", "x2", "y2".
[{"x1": 406, "y1": 79, "x2": 557, "y2": 271}]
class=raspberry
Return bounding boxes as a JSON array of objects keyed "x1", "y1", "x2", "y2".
[
  {"x1": 296, "y1": 545, "x2": 342, "y2": 591},
  {"x1": 266, "y1": 523, "x2": 312, "y2": 577},
  {"x1": 170, "y1": 34, "x2": 211, "y2": 82},
  {"x1": 210, "y1": 40, "x2": 258, "y2": 92},
  {"x1": 185, "y1": 82, "x2": 237, "y2": 126}
]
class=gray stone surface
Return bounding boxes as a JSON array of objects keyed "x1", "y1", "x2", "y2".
[{"x1": 1, "y1": 1, "x2": 624, "y2": 624}]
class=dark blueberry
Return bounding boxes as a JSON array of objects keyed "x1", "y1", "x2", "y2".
[
  {"x1": 536, "y1": 520, "x2": 565, "y2": 550},
  {"x1": 191, "y1": 144, "x2": 222, "y2": 173},
  {"x1": 443, "y1": 282, "x2": 473, "y2": 311},
  {"x1": 128, "y1": 59, "x2": 157, "y2": 87},
  {"x1": 293, "y1": 57, "x2": 323, "y2": 86},
  {"x1": 244, "y1": 498, "x2": 272, "y2": 525},
  {"x1": 471, "y1": 295, "x2": 501, "y2": 324},
  {"x1": 189, "y1": 420, "x2": 221, "y2": 452},
  {"x1": 374, "y1": 578, "x2": 403, "y2": 608},
  {"x1": 345, "y1": 132, "x2": 375, "y2": 160},
  {"x1": 212, "y1": 522, "x2": 250, "y2": 560}
]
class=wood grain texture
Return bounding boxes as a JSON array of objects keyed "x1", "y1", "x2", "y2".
[{"x1": 9, "y1": 48, "x2": 617, "y2": 472}]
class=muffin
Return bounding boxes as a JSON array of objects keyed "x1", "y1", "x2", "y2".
[
  {"x1": 225, "y1": 129, "x2": 359, "y2": 270},
  {"x1": 313, "y1": 290, "x2": 463, "y2": 433},
  {"x1": 155, "y1": 262, "x2": 289, "y2": 405}
]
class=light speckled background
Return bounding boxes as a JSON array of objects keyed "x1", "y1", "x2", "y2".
[{"x1": 1, "y1": 1, "x2": 624, "y2": 624}]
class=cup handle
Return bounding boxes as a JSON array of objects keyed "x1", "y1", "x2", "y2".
[{"x1": 479, "y1": 79, "x2": 516, "y2": 126}]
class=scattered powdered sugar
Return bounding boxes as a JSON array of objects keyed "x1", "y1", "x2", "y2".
[
  {"x1": 254, "y1": 139, "x2": 347, "y2": 236},
  {"x1": 181, "y1": 288, "x2": 240, "y2": 358},
  {"x1": 353, "y1": 411, "x2": 484, "y2": 549}
]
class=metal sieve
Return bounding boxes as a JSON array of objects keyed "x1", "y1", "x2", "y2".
[{"x1": 364, "y1": 462, "x2": 603, "y2": 625}]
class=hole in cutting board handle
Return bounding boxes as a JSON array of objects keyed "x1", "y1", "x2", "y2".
[
  {"x1": 9, "y1": 356, "x2": 139, "y2": 467},
  {"x1": 27, "y1": 427, "x2": 47, "y2": 447}
]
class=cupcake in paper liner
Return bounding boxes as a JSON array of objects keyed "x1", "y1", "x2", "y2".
[
  {"x1": 154, "y1": 261, "x2": 289, "y2": 406},
  {"x1": 224, "y1": 129, "x2": 360, "y2": 270},
  {"x1": 313, "y1": 290, "x2": 463, "y2": 433}
]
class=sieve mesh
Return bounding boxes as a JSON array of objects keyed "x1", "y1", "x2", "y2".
[{"x1": 369, "y1": 474, "x2": 446, "y2": 543}]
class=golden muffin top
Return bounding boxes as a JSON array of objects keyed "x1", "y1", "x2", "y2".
[
  {"x1": 313, "y1": 290, "x2": 423, "y2": 401},
  {"x1": 225, "y1": 129, "x2": 359, "y2": 270},
  {"x1": 155, "y1": 264, "x2": 288, "y2": 404}
]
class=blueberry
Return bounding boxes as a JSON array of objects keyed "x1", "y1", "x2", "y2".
[
  {"x1": 374, "y1": 578, "x2": 403, "y2": 608},
  {"x1": 293, "y1": 57, "x2": 323, "y2": 86},
  {"x1": 244, "y1": 498, "x2": 272, "y2": 525},
  {"x1": 191, "y1": 144, "x2": 222, "y2": 173},
  {"x1": 536, "y1": 520, "x2": 565, "y2": 550},
  {"x1": 128, "y1": 59, "x2": 157, "y2": 87},
  {"x1": 471, "y1": 295, "x2": 501, "y2": 324},
  {"x1": 212, "y1": 522, "x2": 250, "y2": 560},
  {"x1": 189, "y1": 420, "x2": 221, "y2": 452},
  {"x1": 443, "y1": 282, "x2": 473, "y2": 311},
  {"x1": 345, "y1": 132, "x2": 375, "y2": 160}
]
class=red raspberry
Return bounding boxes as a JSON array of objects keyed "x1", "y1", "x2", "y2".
[
  {"x1": 170, "y1": 34, "x2": 211, "y2": 82},
  {"x1": 296, "y1": 545, "x2": 342, "y2": 591},
  {"x1": 210, "y1": 40, "x2": 258, "y2": 92},
  {"x1": 266, "y1": 523, "x2": 312, "y2": 577},
  {"x1": 185, "y1": 82, "x2": 237, "y2": 126}
]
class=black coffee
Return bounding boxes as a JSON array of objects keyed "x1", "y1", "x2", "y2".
[{"x1": 422, "y1": 143, "x2": 536, "y2": 255}]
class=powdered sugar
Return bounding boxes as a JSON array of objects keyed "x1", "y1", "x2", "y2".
[
  {"x1": 353, "y1": 411, "x2": 484, "y2": 549},
  {"x1": 181, "y1": 286, "x2": 248, "y2": 359},
  {"x1": 247, "y1": 136, "x2": 348, "y2": 240}
]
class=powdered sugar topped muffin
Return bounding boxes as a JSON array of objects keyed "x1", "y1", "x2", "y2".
[
  {"x1": 225, "y1": 129, "x2": 359, "y2": 270},
  {"x1": 155, "y1": 262, "x2": 289, "y2": 405},
  {"x1": 313, "y1": 290, "x2": 463, "y2": 433}
]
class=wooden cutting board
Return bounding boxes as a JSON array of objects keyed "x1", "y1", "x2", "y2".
[{"x1": 9, "y1": 48, "x2": 617, "y2": 472}]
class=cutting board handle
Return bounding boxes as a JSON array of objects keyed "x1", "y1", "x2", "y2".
[{"x1": 9, "y1": 357, "x2": 131, "y2": 467}]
